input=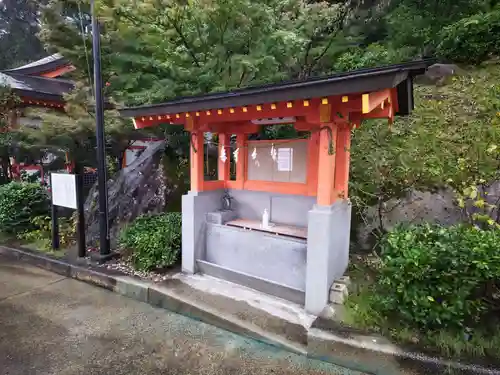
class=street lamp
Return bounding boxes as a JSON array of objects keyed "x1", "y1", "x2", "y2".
[{"x1": 91, "y1": 0, "x2": 111, "y2": 261}]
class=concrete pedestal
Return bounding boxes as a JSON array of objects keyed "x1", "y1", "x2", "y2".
[
  {"x1": 182, "y1": 190, "x2": 223, "y2": 274},
  {"x1": 205, "y1": 223, "x2": 307, "y2": 291},
  {"x1": 305, "y1": 200, "x2": 351, "y2": 315}
]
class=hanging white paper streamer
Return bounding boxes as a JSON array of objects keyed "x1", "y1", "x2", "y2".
[
  {"x1": 251, "y1": 147, "x2": 260, "y2": 167},
  {"x1": 220, "y1": 145, "x2": 227, "y2": 163},
  {"x1": 233, "y1": 148, "x2": 239, "y2": 163},
  {"x1": 270, "y1": 143, "x2": 277, "y2": 162}
]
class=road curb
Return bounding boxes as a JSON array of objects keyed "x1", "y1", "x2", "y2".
[
  {"x1": 308, "y1": 318, "x2": 500, "y2": 375},
  {"x1": 2, "y1": 244, "x2": 498, "y2": 374}
]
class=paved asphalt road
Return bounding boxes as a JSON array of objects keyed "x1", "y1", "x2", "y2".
[{"x1": 0, "y1": 255, "x2": 364, "y2": 375}]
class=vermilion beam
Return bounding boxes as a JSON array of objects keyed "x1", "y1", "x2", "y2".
[
  {"x1": 133, "y1": 99, "x2": 322, "y2": 128},
  {"x1": 361, "y1": 89, "x2": 391, "y2": 114},
  {"x1": 39, "y1": 65, "x2": 76, "y2": 78}
]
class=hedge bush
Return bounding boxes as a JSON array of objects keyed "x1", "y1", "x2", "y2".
[
  {"x1": 119, "y1": 212, "x2": 181, "y2": 271},
  {"x1": 0, "y1": 182, "x2": 49, "y2": 233},
  {"x1": 437, "y1": 9, "x2": 500, "y2": 64},
  {"x1": 373, "y1": 224, "x2": 500, "y2": 331}
]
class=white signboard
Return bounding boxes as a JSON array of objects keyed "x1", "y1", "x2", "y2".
[
  {"x1": 51, "y1": 173, "x2": 77, "y2": 209},
  {"x1": 277, "y1": 148, "x2": 293, "y2": 172}
]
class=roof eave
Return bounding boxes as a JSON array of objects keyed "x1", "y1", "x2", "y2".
[
  {"x1": 13, "y1": 89, "x2": 65, "y2": 103},
  {"x1": 3, "y1": 57, "x2": 71, "y2": 76},
  {"x1": 119, "y1": 60, "x2": 432, "y2": 118}
]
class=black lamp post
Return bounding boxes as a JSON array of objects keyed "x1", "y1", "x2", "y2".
[{"x1": 91, "y1": 0, "x2": 111, "y2": 260}]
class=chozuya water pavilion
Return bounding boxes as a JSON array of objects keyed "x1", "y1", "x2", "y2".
[{"x1": 121, "y1": 60, "x2": 431, "y2": 314}]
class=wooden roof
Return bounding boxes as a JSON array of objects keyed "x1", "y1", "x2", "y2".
[
  {"x1": 120, "y1": 60, "x2": 433, "y2": 119},
  {"x1": 0, "y1": 72, "x2": 74, "y2": 103},
  {"x1": 2, "y1": 54, "x2": 73, "y2": 77}
]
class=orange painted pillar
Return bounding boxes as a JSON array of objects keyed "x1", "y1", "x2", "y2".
[
  {"x1": 316, "y1": 123, "x2": 338, "y2": 206},
  {"x1": 218, "y1": 133, "x2": 230, "y2": 181},
  {"x1": 306, "y1": 132, "x2": 320, "y2": 196},
  {"x1": 190, "y1": 131, "x2": 205, "y2": 192},
  {"x1": 235, "y1": 133, "x2": 246, "y2": 189},
  {"x1": 334, "y1": 124, "x2": 351, "y2": 199}
]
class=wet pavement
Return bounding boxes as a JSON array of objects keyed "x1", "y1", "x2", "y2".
[{"x1": 0, "y1": 255, "x2": 364, "y2": 375}]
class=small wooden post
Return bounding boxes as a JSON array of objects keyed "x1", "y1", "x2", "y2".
[
  {"x1": 51, "y1": 204, "x2": 60, "y2": 250},
  {"x1": 75, "y1": 171, "x2": 86, "y2": 258}
]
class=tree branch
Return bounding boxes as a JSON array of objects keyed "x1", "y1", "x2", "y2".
[
  {"x1": 305, "y1": 6, "x2": 350, "y2": 76},
  {"x1": 306, "y1": 36, "x2": 336, "y2": 76},
  {"x1": 168, "y1": 16, "x2": 201, "y2": 67},
  {"x1": 300, "y1": 40, "x2": 313, "y2": 78},
  {"x1": 117, "y1": 8, "x2": 201, "y2": 68},
  {"x1": 237, "y1": 68, "x2": 246, "y2": 88}
]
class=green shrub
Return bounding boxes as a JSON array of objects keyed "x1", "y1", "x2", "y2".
[
  {"x1": 437, "y1": 9, "x2": 500, "y2": 64},
  {"x1": 0, "y1": 182, "x2": 49, "y2": 233},
  {"x1": 373, "y1": 224, "x2": 500, "y2": 331},
  {"x1": 119, "y1": 212, "x2": 182, "y2": 271}
]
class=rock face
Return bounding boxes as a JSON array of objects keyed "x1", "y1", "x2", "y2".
[
  {"x1": 84, "y1": 141, "x2": 168, "y2": 248},
  {"x1": 416, "y1": 63, "x2": 461, "y2": 85},
  {"x1": 355, "y1": 189, "x2": 462, "y2": 251},
  {"x1": 355, "y1": 182, "x2": 500, "y2": 251}
]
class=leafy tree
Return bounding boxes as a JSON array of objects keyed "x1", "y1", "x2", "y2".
[
  {"x1": 19, "y1": 83, "x2": 162, "y2": 173},
  {"x1": 0, "y1": 86, "x2": 20, "y2": 183},
  {"x1": 0, "y1": 85, "x2": 19, "y2": 129},
  {"x1": 350, "y1": 63, "x2": 500, "y2": 237},
  {"x1": 384, "y1": 0, "x2": 486, "y2": 52},
  {"x1": 333, "y1": 43, "x2": 414, "y2": 72},
  {"x1": 38, "y1": 0, "x2": 368, "y2": 196},
  {"x1": 0, "y1": 0, "x2": 48, "y2": 69},
  {"x1": 40, "y1": 0, "x2": 366, "y2": 105},
  {"x1": 437, "y1": 8, "x2": 500, "y2": 64},
  {"x1": 36, "y1": 0, "x2": 500, "y2": 234},
  {"x1": 19, "y1": 85, "x2": 98, "y2": 173},
  {"x1": 333, "y1": 0, "x2": 498, "y2": 64}
]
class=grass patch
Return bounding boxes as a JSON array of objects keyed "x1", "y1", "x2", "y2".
[
  {"x1": 22, "y1": 240, "x2": 67, "y2": 259},
  {"x1": 0, "y1": 230, "x2": 66, "y2": 259},
  {"x1": 0, "y1": 231, "x2": 17, "y2": 244}
]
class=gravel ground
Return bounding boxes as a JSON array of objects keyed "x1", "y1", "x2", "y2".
[{"x1": 0, "y1": 255, "x2": 365, "y2": 375}]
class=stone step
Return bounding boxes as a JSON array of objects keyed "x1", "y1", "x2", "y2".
[{"x1": 162, "y1": 271, "x2": 314, "y2": 351}]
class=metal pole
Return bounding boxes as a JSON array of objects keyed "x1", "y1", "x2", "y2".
[
  {"x1": 75, "y1": 171, "x2": 86, "y2": 258},
  {"x1": 91, "y1": 1, "x2": 110, "y2": 257}
]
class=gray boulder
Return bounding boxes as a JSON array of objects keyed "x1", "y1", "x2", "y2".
[{"x1": 84, "y1": 141, "x2": 168, "y2": 248}]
